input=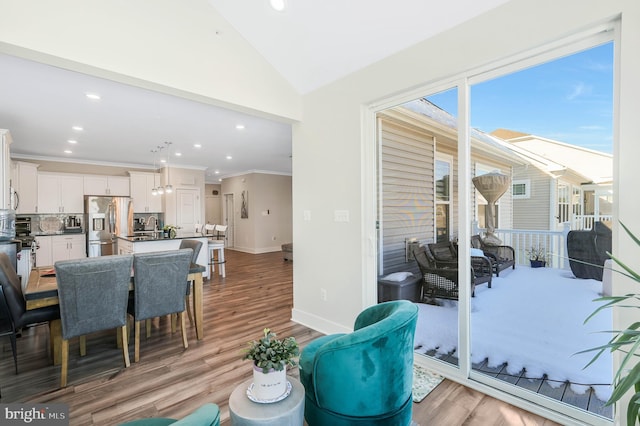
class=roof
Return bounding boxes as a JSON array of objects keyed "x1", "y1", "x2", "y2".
[{"x1": 494, "y1": 130, "x2": 613, "y2": 184}]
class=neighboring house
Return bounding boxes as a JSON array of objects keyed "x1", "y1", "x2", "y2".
[
  {"x1": 378, "y1": 100, "x2": 525, "y2": 275},
  {"x1": 492, "y1": 129, "x2": 613, "y2": 231}
]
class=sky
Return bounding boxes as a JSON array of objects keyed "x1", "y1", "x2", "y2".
[
  {"x1": 412, "y1": 266, "x2": 612, "y2": 405},
  {"x1": 427, "y1": 42, "x2": 614, "y2": 153}
]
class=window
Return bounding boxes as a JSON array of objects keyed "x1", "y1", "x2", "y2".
[
  {"x1": 435, "y1": 156, "x2": 452, "y2": 243},
  {"x1": 512, "y1": 179, "x2": 530, "y2": 199}
]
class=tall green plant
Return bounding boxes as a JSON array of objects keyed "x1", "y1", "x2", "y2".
[{"x1": 581, "y1": 222, "x2": 640, "y2": 426}]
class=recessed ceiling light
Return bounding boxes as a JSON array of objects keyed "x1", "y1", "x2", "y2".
[
  {"x1": 64, "y1": 150, "x2": 72, "y2": 154},
  {"x1": 236, "y1": 124, "x2": 245, "y2": 130},
  {"x1": 226, "y1": 155, "x2": 232, "y2": 160},
  {"x1": 194, "y1": 143, "x2": 201, "y2": 148},
  {"x1": 160, "y1": 159, "x2": 167, "y2": 163},
  {"x1": 67, "y1": 139, "x2": 78, "y2": 144},
  {"x1": 218, "y1": 178, "x2": 222, "y2": 182},
  {"x1": 72, "y1": 126, "x2": 83, "y2": 131},
  {"x1": 270, "y1": 0, "x2": 286, "y2": 12},
  {"x1": 175, "y1": 152, "x2": 182, "y2": 157},
  {"x1": 85, "y1": 93, "x2": 101, "y2": 100},
  {"x1": 214, "y1": 170, "x2": 220, "y2": 174}
]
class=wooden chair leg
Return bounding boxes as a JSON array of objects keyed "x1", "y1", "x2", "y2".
[
  {"x1": 180, "y1": 311, "x2": 188, "y2": 349},
  {"x1": 117, "y1": 327, "x2": 123, "y2": 349},
  {"x1": 171, "y1": 314, "x2": 177, "y2": 333},
  {"x1": 185, "y1": 284, "x2": 194, "y2": 325},
  {"x1": 146, "y1": 318, "x2": 152, "y2": 338},
  {"x1": 61, "y1": 339, "x2": 69, "y2": 388},
  {"x1": 120, "y1": 325, "x2": 130, "y2": 367},
  {"x1": 79, "y1": 335, "x2": 87, "y2": 356},
  {"x1": 135, "y1": 320, "x2": 141, "y2": 363}
]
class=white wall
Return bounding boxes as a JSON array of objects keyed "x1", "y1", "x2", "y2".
[{"x1": 221, "y1": 173, "x2": 292, "y2": 253}]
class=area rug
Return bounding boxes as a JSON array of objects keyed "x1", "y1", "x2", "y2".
[{"x1": 412, "y1": 364, "x2": 444, "y2": 402}]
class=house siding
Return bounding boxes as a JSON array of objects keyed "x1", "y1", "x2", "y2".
[
  {"x1": 379, "y1": 117, "x2": 434, "y2": 274},
  {"x1": 512, "y1": 165, "x2": 552, "y2": 230}
]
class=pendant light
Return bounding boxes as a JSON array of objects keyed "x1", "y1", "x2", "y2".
[{"x1": 151, "y1": 148, "x2": 159, "y2": 196}]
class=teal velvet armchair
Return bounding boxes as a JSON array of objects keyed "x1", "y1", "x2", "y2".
[
  {"x1": 299, "y1": 300, "x2": 419, "y2": 425},
  {"x1": 119, "y1": 403, "x2": 220, "y2": 426}
]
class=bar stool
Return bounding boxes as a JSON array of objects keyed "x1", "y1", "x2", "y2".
[
  {"x1": 208, "y1": 240, "x2": 225, "y2": 278},
  {"x1": 205, "y1": 224, "x2": 226, "y2": 278}
]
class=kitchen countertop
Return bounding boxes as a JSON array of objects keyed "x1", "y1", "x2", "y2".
[
  {"x1": 117, "y1": 233, "x2": 207, "y2": 242},
  {"x1": 33, "y1": 231, "x2": 86, "y2": 236}
]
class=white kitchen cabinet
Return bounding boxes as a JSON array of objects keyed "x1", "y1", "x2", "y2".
[
  {"x1": 11, "y1": 161, "x2": 38, "y2": 213},
  {"x1": 129, "y1": 172, "x2": 162, "y2": 213},
  {"x1": 52, "y1": 234, "x2": 86, "y2": 264},
  {"x1": 83, "y1": 175, "x2": 130, "y2": 196},
  {"x1": 34, "y1": 235, "x2": 53, "y2": 267},
  {"x1": 117, "y1": 238, "x2": 134, "y2": 255},
  {"x1": 37, "y1": 173, "x2": 84, "y2": 213},
  {"x1": 36, "y1": 234, "x2": 86, "y2": 266}
]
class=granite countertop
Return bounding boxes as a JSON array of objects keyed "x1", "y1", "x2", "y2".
[{"x1": 33, "y1": 231, "x2": 86, "y2": 236}]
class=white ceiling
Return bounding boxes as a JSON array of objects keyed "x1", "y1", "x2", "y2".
[{"x1": 1, "y1": 1, "x2": 509, "y2": 183}]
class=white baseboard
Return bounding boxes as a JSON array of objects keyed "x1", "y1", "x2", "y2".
[{"x1": 291, "y1": 308, "x2": 352, "y2": 336}]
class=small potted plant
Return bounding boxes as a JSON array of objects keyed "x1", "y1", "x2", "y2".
[
  {"x1": 243, "y1": 328, "x2": 299, "y2": 401},
  {"x1": 526, "y1": 245, "x2": 548, "y2": 268},
  {"x1": 162, "y1": 224, "x2": 178, "y2": 239}
]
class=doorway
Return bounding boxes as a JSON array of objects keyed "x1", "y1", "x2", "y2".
[
  {"x1": 224, "y1": 193, "x2": 235, "y2": 248},
  {"x1": 375, "y1": 34, "x2": 615, "y2": 421}
]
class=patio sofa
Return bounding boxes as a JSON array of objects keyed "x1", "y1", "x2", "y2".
[{"x1": 471, "y1": 235, "x2": 515, "y2": 276}]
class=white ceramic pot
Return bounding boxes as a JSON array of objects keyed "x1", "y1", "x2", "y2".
[{"x1": 252, "y1": 365, "x2": 287, "y2": 401}]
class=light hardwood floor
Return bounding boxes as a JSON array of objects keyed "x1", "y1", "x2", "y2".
[{"x1": 0, "y1": 250, "x2": 558, "y2": 425}]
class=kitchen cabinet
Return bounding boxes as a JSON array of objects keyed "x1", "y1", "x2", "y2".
[
  {"x1": 117, "y1": 238, "x2": 134, "y2": 255},
  {"x1": 129, "y1": 172, "x2": 162, "y2": 213},
  {"x1": 52, "y1": 234, "x2": 86, "y2": 264},
  {"x1": 83, "y1": 175, "x2": 130, "y2": 196},
  {"x1": 11, "y1": 161, "x2": 38, "y2": 213},
  {"x1": 37, "y1": 173, "x2": 84, "y2": 213},
  {"x1": 34, "y1": 235, "x2": 53, "y2": 267},
  {"x1": 36, "y1": 234, "x2": 86, "y2": 266}
]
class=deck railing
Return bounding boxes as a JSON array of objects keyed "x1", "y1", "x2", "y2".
[
  {"x1": 572, "y1": 214, "x2": 613, "y2": 230},
  {"x1": 473, "y1": 223, "x2": 571, "y2": 269}
]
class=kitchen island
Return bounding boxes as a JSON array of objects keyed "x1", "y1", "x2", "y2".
[{"x1": 116, "y1": 233, "x2": 210, "y2": 279}]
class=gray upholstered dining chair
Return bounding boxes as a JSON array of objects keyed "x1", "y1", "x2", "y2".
[
  {"x1": 179, "y1": 239, "x2": 203, "y2": 326},
  {"x1": 129, "y1": 249, "x2": 192, "y2": 362},
  {"x1": 55, "y1": 254, "x2": 133, "y2": 387},
  {"x1": 0, "y1": 253, "x2": 60, "y2": 375}
]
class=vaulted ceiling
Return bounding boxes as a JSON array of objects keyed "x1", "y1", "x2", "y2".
[{"x1": 1, "y1": 1, "x2": 510, "y2": 182}]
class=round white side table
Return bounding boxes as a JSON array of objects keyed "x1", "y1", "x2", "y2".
[{"x1": 229, "y1": 377, "x2": 304, "y2": 426}]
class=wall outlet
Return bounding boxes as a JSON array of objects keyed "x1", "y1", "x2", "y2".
[{"x1": 320, "y1": 288, "x2": 327, "y2": 301}]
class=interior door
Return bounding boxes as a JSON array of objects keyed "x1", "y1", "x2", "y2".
[
  {"x1": 225, "y1": 193, "x2": 234, "y2": 248},
  {"x1": 176, "y1": 189, "x2": 200, "y2": 233}
]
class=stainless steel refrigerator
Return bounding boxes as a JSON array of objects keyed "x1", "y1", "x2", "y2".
[{"x1": 85, "y1": 196, "x2": 133, "y2": 257}]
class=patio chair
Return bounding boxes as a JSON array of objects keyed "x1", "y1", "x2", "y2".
[
  {"x1": 471, "y1": 235, "x2": 515, "y2": 276},
  {"x1": 427, "y1": 242, "x2": 493, "y2": 289},
  {"x1": 412, "y1": 245, "x2": 491, "y2": 300}
]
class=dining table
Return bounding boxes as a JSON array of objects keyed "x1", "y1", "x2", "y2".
[{"x1": 25, "y1": 262, "x2": 206, "y2": 365}]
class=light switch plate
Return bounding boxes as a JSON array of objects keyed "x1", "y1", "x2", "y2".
[
  {"x1": 334, "y1": 210, "x2": 349, "y2": 222},
  {"x1": 303, "y1": 210, "x2": 311, "y2": 221}
]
